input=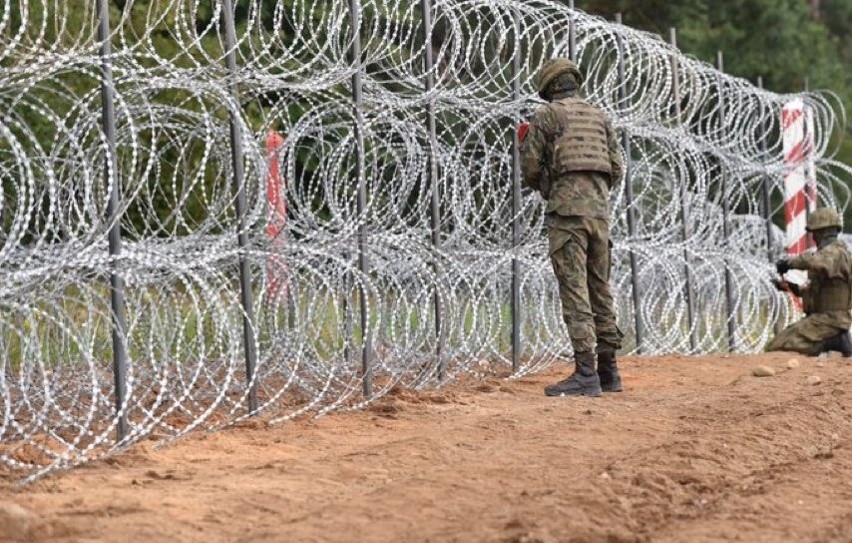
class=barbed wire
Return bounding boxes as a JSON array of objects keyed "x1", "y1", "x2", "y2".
[{"x1": 1, "y1": 0, "x2": 850, "y2": 480}]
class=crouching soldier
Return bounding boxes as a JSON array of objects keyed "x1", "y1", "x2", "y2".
[{"x1": 769, "y1": 207, "x2": 852, "y2": 357}]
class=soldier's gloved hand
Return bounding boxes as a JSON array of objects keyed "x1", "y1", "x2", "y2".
[{"x1": 775, "y1": 258, "x2": 791, "y2": 275}]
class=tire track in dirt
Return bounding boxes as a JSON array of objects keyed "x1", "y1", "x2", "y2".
[{"x1": 589, "y1": 361, "x2": 852, "y2": 542}]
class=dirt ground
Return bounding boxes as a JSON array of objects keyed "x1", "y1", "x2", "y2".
[{"x1": 1, "y1": 352, "x2": 851, "y2": 543}]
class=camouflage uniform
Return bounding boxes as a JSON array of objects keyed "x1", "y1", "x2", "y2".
[
  {"x1": 767, "y1": 239, "x2": 852, "y2": 355},
  {"x1": 522, "y1": 93, "x2": 624, "y2": 355},
  {"x1": 521, "y1": 58, "x2": 625, "y2": 396}
]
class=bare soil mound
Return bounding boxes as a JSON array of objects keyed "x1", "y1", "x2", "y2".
[{"x1": 1, "y1": 352, "x2": 850, "y2": 542}]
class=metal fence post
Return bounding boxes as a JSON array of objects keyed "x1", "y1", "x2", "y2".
[
  {"x1": 348, "y1": 0, "x2": 373, "y2": 396},
  {"x1": 510, "y1": 7, "x2": 523, "y2": 373},
  {"x1": 222, "y1": 0, "x2": 259, "y2": 413},
  {"x1": 802, "y1": 77, "x2": 816, "y2": 229},
  {"x1": 757, "y1": 77, "x2": 774, "y2": 261},
  {"x1": 669, "y1": 28, "x2": 697, "y2": 353},
  {"x1": 757, "y1": 76, "x2": 783, "y2": 336},
  {"x1": 421, "y1": 0, "x2": 445, "y2": 381},
  {"x1": 615, "y1": 13, "x2": 644, "y2": 353},
  {"x1": 97, "y1": 0, "x2": 128, "y2": 440},
  {"x1": 716, "y1": 51, "x2": 737, "y2": 352},
  {"x1": 568, "y1": 0, "x2": 576, "y2": 61}
]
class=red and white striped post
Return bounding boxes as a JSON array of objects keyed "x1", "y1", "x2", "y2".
[
  {"x1": 782, "y1": 99, "x2": 817, "y2": 256},
  {"x1": 781, "y1": 99, "x2": 818, "y2": 298}
]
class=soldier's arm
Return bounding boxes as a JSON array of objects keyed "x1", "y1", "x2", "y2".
[
  {"x1": 521, "y1": 107, "x2": 551, "y2": 191},
  {"x1": 605, "y1": 117, "x2": 624, "y2": 190},
  {"x1": 788, "y1": 251, "x2": 832, "y2": 274}
]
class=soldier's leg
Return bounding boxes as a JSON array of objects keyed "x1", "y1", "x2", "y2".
[
  {"x1": 586, "y1": 218, "x2": 623, "y2": 352},
  {"x1": 585, "y1": 217, "x2": 624, "y2": 391},
  {"x1": 549, "y1": 219, "x2": 595, "y2": 353},
  {"x1": 766, "y1": 315, "x2": 837, "y2": 356},
  {"x1": 545, "y1": 216, "x2": 600, "y2": 397}
]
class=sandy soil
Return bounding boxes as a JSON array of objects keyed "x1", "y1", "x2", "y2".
[{"x1": 1, "y1": 352, "x2": 851, "y2": 543}]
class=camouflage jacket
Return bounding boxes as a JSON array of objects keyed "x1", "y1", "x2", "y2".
[
  {"x1": 789, "y1": 240, "x2": 852, "y2": 314},
  {"x1": 521, "y1": 93, "x2": 623, "y2": 219}
]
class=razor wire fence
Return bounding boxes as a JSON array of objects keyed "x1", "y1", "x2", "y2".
[{"x1": 1, "y1": 0, "x2": 850, "y2": 480}]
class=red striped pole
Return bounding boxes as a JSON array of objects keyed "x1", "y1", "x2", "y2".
[
  {"x1": 781, "y1": 99, "x2": 812, "y2": 311},
  {"x1": 782, "y1": 100, "x2": 809, "y2": 256}
]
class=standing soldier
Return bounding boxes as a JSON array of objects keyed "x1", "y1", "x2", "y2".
[
  {"x1": 769, "y1": 207, "x2": 852, "y2": 357},
  {"x1": 521, "y1": 58, "x2": 624, "y2": 397}
]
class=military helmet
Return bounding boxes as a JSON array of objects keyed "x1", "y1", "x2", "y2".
[
  {"x1": 536, "y1": 58, "x2": 583, "y2": 99},
  {"x1": 806, "y1": 208, "x2": 842, "y2": 231}
]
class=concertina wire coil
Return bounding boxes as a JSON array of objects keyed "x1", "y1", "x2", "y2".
[{"x1": 1, "y1": 0, "x2": 850, "y2": 480}]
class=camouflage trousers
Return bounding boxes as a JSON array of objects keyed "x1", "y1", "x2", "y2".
[
  {"x1": 766, "y1": 311, "x2": 851, "y2": 356},
  {"x1": 548, "y1": 214, "x2": 623, "y2": 354}
]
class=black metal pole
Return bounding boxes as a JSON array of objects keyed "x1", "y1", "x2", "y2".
[
  {"x1": 757, "y1": 77, "x2": 774, "y2": 262},
  {"x1": 97, "y1": 0, "x2": 128, "y2": 440},
  {"x1": 510, "y1": 8, "x2": 522, "y2": 373},
  {"x1": 802, "y1": 77, "x2": 816, "y2": 226},
  {"x1": 670, "y1": 28, "x2": 697, "y2": 353},
  {"x1": 615, "y1": 13, "x2": 644, "y2": 353},
  {"x1": 348, "y1": 0, "x2": 372, "y2": 396},
  {"x1": 568, "y1": 0, "x2": 576, "y2": 61},
  {"x1": 757, "y1": 77, "x2": 782, "y2": 337},
  {"x1": 716, "y1": 51, "x2": 736, "y2": 352},
  {"x1": 421, "y1": 0, "x2": 445, "y2": 381},
  {"x1": 222, "y1": 0, "x2": 259, "y2": 413}
]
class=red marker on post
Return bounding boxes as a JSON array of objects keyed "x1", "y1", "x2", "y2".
[{"x1": 517, "y1": 122, "x2": 530, "y2": 142}]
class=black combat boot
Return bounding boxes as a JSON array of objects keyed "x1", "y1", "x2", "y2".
[
  {"x1": 597, "y1": 351, "x2": 623, "y2": 392},
  {"x1": 544, "y1": 352, "x2": 602, "y2": 397},
  {"x1": 821, "y1": 331, "x2": 852, "y2": 358},
  {"x1": 841, "y1": 333, "x2": 852, "y2": 358}
]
